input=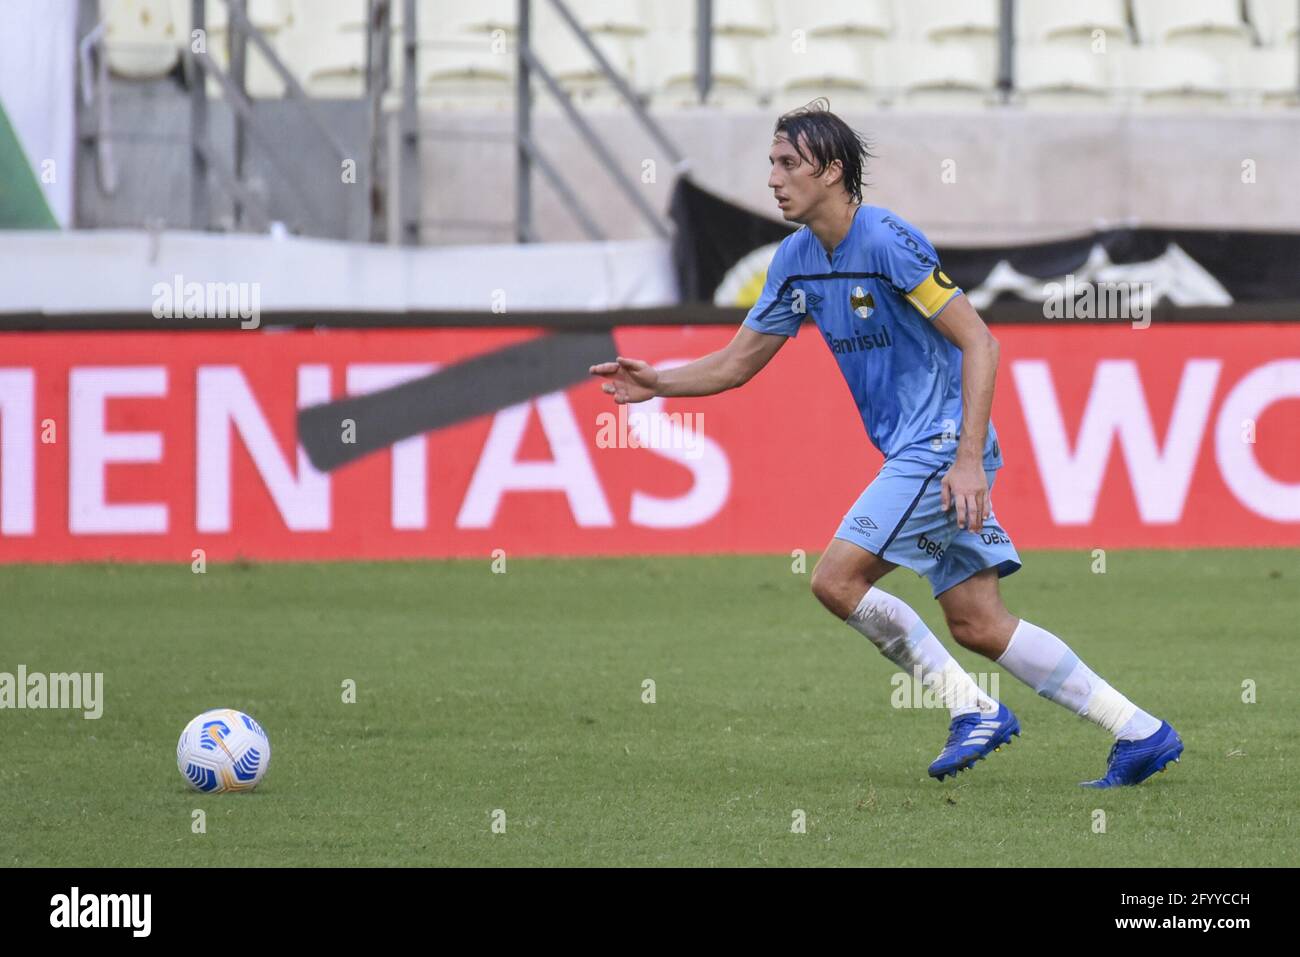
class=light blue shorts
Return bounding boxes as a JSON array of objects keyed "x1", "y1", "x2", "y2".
[{"x1": 834, "y1": 456, "x2": 1022, "y2": 597}]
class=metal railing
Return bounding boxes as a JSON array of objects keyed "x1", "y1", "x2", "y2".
[
  {"x1": 185, "y1": 0, "x2": 357, "y2": 236},
  {"x1": 514, "y1": 0, "x2": 691, "y2": 242}
]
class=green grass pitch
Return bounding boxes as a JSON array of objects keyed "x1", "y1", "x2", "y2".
[{"x1": 1, "y1": 550, "x2": 1295, "y2": 867}]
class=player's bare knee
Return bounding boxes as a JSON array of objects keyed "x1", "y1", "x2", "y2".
[
  {"x1": 808, "y1": 565, "x2": 838, "y2": 612},
  {"x1": 945, "y1": 614, "x2": 983, "y2": 651},
  {"x1": 810, "y1": 567, "x2": 860, "y2": 620},
  {"x1": 947, "y1": 613, "x2": 1003, "y2": 655}
]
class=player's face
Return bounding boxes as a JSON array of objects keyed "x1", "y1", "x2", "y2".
[{"x1": 768, "y1": 134, "x2": 823, "y2": 223}]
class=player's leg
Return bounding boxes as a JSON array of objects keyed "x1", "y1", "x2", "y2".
[
  {"x1": 820, "y1": 459, "x2": 1019, "y2": 780},
  {"x1": 812, "y1": 536, "x2": 999, "y2": 721},
  {"x1": 936, "y1": 533, "x2": 1183, "y2": 787},
  {"x1": 813, "y1": 458, "x2": 1004, "y2": 725},
  {"x1": 933, "y1": 567, "x2": 1017, "y2": 659},
  {"x1": 809, "y1": 535, "x2": 896, "y2": 618},
  {"x1": 937, "y1": 568, "x2": 1163, "y2": 738}
]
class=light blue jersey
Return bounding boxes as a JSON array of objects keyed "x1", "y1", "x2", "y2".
[{"x1": 744, "y1": 205, "x2": 1003, "y2": 470}]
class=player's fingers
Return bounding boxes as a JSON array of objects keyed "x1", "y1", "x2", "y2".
[
  {"x1": 954, "y1": 492, "x2": 969, "y2": 529},
  {"x1": 590, "y1": 361, "x2": 618, "y2": 376},
  {"x1": 971, "y1": 490, "x2": 986, "y2": 532},
  {"x1": 940, "y1": 476, "x2": 951, "y2": 511},
  {"x1": 616, "y1": 356, "x2": 645, "y2": 371},
  {"x1": 602, "y1": 382, "x2": 615, "y2": 395}
]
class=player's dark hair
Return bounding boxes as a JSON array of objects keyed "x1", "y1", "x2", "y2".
[{"x1": 773, "y1": 99, "x2": 872, "y2": 205}]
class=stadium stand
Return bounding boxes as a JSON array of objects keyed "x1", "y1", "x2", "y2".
[
  {"x1": 99, "y1": 0, "x2": 1300, "y2": 109},
  {"x1": 77, "y1": 0, "x2": 1300, "y2": 247}
]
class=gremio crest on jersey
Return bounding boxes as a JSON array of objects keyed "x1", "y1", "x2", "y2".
[{"x1": 850, "y1": 286, "x2": 875, "y2": 319}]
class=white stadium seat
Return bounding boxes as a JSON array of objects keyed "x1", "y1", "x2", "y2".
[
  {"x1": 246, "y1": 0, "x2": 293, "y2": 32},
  {"x1": 893, "y1": 41, "x2": 994, "y2": 109},
  {"x1": 280, "y1": 21, "x2": 368, "y2": 97},
  {"x1": 773, "y1": 0, "x2": 892, "y2": 45},
  {"x1": 643, "y1": 0, "x2": 774, "y2": 35},
  {"x1": 416, "y1": 0, "x2": 516, "y2": 107},
  {"x1": 202, "y1": 1, "x2": 365, "y2": 100},
  {"x1": 104, "y1": 0, "x2": 181, "y2": 79},
  {"x1": 562, "y1": 0, "x2": 647, "y2": 36},
  {"x1": 1131, "y1": 0, "x2": 1253, "y2": 54},
  {"x1": 533, "y1": 26, "x2": 636, "y2": 107},
  {"x1": 168, "y1": 0, "x2": 226, "y2": 35},
  {"x1": 770, "y1": 35, "x2": 878, "y2": 110},
  {"x1": 772, "y1": 35, "x2": 872, "y2": 90},
  {"x1": 809, "y1": 0, "x2": 891, "y2": 38},
  {"x1": 1116, "y1": 46, "x2": 1232, "y2": 109},
  {"x1": 897, "y1": 0, "x2": 999, "y2": 42},
  {"x1": 649, "y1": 32, "x2": 758, "y2": 108},
  {"x1": 895, "y1": 0, "x2": 999, "y2": 81},
  {"x1": 1232, "y1": 48, "x2": 1300, "y2": 108},
  {"x1": 180, "y1": 0, "x2": 291, "y2": 35},
  {"x1": 1246, "y1": 0, "x2": 1300, "y2": 46},
  {"x1": 643, "y1": 0, "x2": 695, "y2": 33},
  {"x1": 1016, "y1": 0, "x2": 1131, "y2": 49},
  {"x1": 1015, "y1": 44, "x2": 1113, "y2": 110},
  {"x1": 712, "y1": 0, "x2": 776, "y2": 37},
  {"x1": 420, "y1": 44, "x2": 513, "y2": 109},
  {"x1": 239, "y1": 38, "x2": 290, "y2": 97},
  {"x1": 419, "y1": 0, "x2": 515, "y2": 39},
  {"x1": 287, "y1": 0, "x2": 369, "y2": 33}
]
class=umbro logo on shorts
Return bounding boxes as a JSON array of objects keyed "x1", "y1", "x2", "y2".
[{"x1": 853, "y1": 516, "x2": 878, "y2": 533}]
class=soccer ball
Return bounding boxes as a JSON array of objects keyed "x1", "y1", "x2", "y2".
[{"x1": 176, "y1": 708, "x2": 271, "y2": 793}]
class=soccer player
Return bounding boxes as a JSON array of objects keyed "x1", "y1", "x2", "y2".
[{"x1": 590, "y1": 102, "x2": 1183, "y2": 787}]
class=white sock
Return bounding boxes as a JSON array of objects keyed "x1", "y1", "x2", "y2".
[
  {"x1": 995, "y1": 619, "x2": 1161, "y2": 741},
  {"x1": 846, "y1": 587, "x2": 998, "y2": 719}
]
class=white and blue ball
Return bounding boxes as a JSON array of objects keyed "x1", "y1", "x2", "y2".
[{"x1": 176, "y1": 709, "x2": 271, "y2": 793}]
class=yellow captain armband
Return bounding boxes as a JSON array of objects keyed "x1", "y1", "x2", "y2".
[{"x1": 905, "y1": 265, "x2": 961, "y2": 319}]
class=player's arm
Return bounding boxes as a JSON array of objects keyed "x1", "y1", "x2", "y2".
[
  {"x1": 589, "y1": 325, "x2": 786, "y2": 403},
  {"x1": 931, "y1": 293, "x2": 999, "y2": 532}
]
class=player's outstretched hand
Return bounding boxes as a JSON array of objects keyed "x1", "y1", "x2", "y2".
[
  {"x1": 589, "y1": 356, "x2": 660, "y2": 404},
  {"x1": 941, "y1": 458, "x2": 990, "y2": 532}
]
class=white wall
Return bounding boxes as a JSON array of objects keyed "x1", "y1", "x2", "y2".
[{"x1": 422, "y1": 107, "x2": 1300, "y2": 246}]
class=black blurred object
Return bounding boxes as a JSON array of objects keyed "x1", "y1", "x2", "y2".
[
  {"x1": 670, "y1": 177, "x2": 1300, "y2": 306},
  {"x1": 297, "y1": 330, "x2": 617, "y2": 472}
]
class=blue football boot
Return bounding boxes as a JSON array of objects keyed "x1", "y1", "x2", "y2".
[
  {"x1": 1080, "y1": 720, "x2": 1183, "y2": 788},
  {"x1": 928, "y1": 703, "x2": 1020, "y2": 781}
]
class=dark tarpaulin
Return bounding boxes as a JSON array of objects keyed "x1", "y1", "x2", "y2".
[
  {"x1": 669, "y1": 176, "x2": 794, "y2": 302},
  {"x1": 669, "y1": 177, "x2": 1300, "y2": 305}
]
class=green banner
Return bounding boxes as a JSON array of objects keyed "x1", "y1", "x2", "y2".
[{"x1": 0, "y1": 100, "x2": 59, "y2": 229}]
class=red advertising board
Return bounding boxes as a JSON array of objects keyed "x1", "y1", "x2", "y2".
[{"x1": 0, "y1": 323, "x2": 1296, "y2": 562}]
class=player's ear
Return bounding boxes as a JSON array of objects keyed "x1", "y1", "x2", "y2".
[{"x1": 823, "y1": 158, "x2": 844, "y2": 189}]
